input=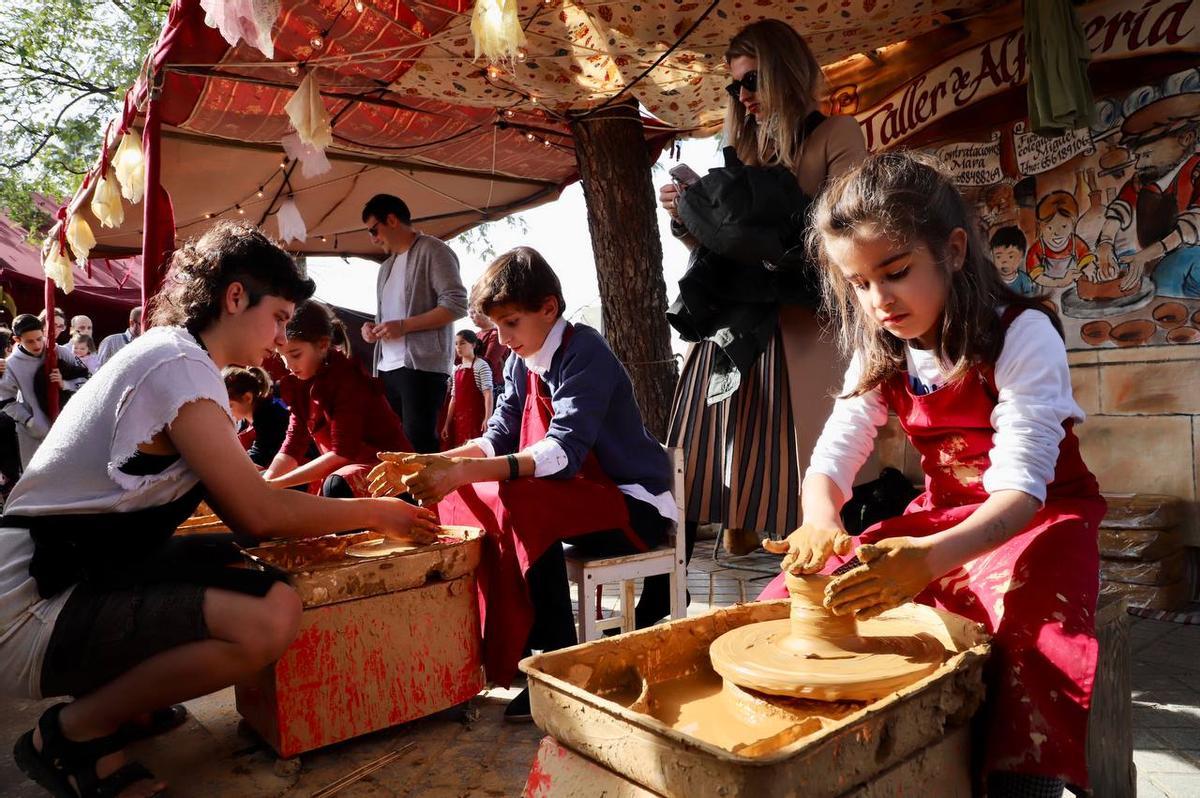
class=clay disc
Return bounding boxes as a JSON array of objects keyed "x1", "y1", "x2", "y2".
[
  {"x1": 709, "y1": 605, "x2": 948, "y2": 702},
  {"x1": 344, "y1": 538, "x2": 419, "y2": 558}
]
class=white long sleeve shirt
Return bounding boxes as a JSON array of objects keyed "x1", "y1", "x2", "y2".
[{"x1": 807, "y1": 310, "x2": 1083, "y2": 505}]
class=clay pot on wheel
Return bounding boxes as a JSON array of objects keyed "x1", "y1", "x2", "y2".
[
  {"x1": 1080, "y1": 320, "x2": 1112, "y2": 346},
  {"x1": 1077, "y1": 275, "x2": 1136, "y2": 301},
  {"x1": 1152, "y1": 302, "x2": 1188, "y2": 329},
  {"x1": 1109, "y1": 319, "x2": 1156, "y2": 347}
]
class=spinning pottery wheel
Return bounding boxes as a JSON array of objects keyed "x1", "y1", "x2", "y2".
[{"x1": 710, "y1": 573, "x2": 948, "y2": 702}]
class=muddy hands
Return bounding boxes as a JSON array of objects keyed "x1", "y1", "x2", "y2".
[{"x1": 824, "y1": 537, "x2": 935, "y2": 620}]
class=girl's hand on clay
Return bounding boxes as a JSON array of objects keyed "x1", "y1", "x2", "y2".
[
  {"x1": 823, "y1": 537, "x2": 935, "y2": 619},
  {"x1": 762, "y1": 521, "x2": 853, "y2": 575},
  {"x1": 400, "y1": 454, "x2": 463, "y2": 505},
  {"x1": 374, "y1": 497, "x2": 440, "y2": 544}
]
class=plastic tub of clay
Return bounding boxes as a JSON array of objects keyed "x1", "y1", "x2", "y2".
[
  {"x1": 1080, "y1": 320, "x2": 1112, "y2": 346},
  {"x1": 1108, "y1": 319, "x2": 1156, "y2": 347},
  {"x1": 521, "y1": 600, "x2": 989, "y2": 798},
  {"x1": 241, "y1": 526, "x2": 483, "y2": 608},
  {"x1": 1152, "y1": 301, "x2": 1188, "y2": 329}
]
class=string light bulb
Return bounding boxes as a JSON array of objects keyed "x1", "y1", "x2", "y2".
[
  {"x1": 205, "y1": 212, "x2": 214, "y2": 219},
  {"x1": 525, "y1": 132, "x2": 536, "y2": 142},
  {"x1": 529, "y1": 94, "x2": 539, "y2": 105},
  {"x1": 354, "y1": 0, "x2": 365, "y2": 10},
  {"x1": 310, "y1": 35, "x2": 324, "y2": 50},
  {"x1": 543, "y1": 138, "x2": 552, "y2": 148},
  {"x1": 486, "y1": 64, "x2": 502, "y2": 81},
  {"x1": 236, "y1": 205, "x2": 245, "y2": 215},
  {"x1": 256, "y1": 187, "x2": 265, "y2": 198},
  {"x1": 503, "y1": 109, "x2": 515, "y2": 118},
  {"x1": 516, "y1": 47, "x2": 528, "y2": 62},
  {"x1": 287, "y1": 64, "x2": 300, "y2": 76}
]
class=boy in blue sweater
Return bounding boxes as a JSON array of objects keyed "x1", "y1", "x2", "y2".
[{"x1": 370, "y1": 247, "x2": 679, "y2": 720}]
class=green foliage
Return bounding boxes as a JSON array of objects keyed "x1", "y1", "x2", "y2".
[
  {"x1": 0, "y1": 0, "x2": 168, "y2": 235},
  {"x1": 454, "y1": 214, "x2": 531, "y2": 261}
]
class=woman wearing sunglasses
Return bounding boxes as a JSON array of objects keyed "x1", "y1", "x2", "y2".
[{"x1": 659, "y1": 19, "x2": 867, "y2": 559}]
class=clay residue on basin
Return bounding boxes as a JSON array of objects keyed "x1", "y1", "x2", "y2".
[{"x1": 599, "y1": 667, "x2": 861, "y2": 756}]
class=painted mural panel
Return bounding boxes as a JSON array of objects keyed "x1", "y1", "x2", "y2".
[{"x1": 953, "y1": 69, "x2": 1200, "y2": 350}]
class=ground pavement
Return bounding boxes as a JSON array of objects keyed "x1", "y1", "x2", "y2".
[{"x1": 1, "y1": 538, "x2": 1198, "y2": 796}]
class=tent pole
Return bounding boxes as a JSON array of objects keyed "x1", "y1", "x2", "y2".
[
  {"x1": 43, "y1": 277, "x2": 59, "y2": 420},
  {"x1": 140, "y1": 68, "x2": 167, "y2": 319}
]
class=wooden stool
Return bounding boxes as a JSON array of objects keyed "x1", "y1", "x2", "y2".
[{"x1": 1085, "y1": 594, "x2": 1134, "y2": 797}]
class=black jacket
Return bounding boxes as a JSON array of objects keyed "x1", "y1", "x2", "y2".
[{"x1": 667, "y1": 132, "x2": 822, "y2": 404}]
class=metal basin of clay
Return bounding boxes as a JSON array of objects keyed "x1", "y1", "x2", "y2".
[
  {"x1": 1166, "y1": 326, "x2": 1200, "y2": 344},
  {"x1": 1152, "y1": 302, "x2": 1188, "y2": 329},
  {"x1": 1109, "y1": 319, "x2": 1156, "y2": 347},
  {"x1": 1080, "y1": 320, "x2": 1112, "y2": 346}
]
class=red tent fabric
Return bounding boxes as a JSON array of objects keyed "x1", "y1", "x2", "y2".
[{"x1": 0, "y1": 213, "x2": 141, "y2": 338}]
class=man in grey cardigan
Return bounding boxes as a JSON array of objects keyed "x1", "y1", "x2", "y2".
[{"x1": 361, "y1": 194, "x2": 468, "y2": 453}]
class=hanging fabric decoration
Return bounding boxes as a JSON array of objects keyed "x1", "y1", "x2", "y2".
[
  {"x1": 111, "y1": 131, "x2": 146, "y2": 204},
  {"x1": 285, "y1": 71, "x2": 333, "y2": 151},
  {"x1": 470, "y1": 0, "x2": 527, "y2": 64},
  {"x1": 275, "y1": 197, "x2": 307, "y2": 244},
  {"x1": 200, "y1": 0, "x2": 281, "y2": 59},
  {"x1": 65, "y1": 213, "x2": 96, "y2": 265},
  {"x1": 42, "y1": 235, "x2": 75, "y2": 295},
  {"x1": 90, "y1": 167, "x2": 125, "y2": 229},
  {"x1": 282, "y1": 132, "x2": 332, "y2": 178}
]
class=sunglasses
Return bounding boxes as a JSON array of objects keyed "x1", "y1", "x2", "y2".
[
  {"x1": 725, "y1": 70, "x2": 758, "y2": 100},
  {"x1": 366, "y1": 222, "x2": 381, "y2": 237}
]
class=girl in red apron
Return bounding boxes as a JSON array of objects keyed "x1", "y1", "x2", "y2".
[
  {"x1": 442, "y1": 329, "x2": 494, "y2": 449},
  {"x1": 265, "y1": 300, "x2": 411, "y2": 497},
  {"x1": 368, "y1": 247, "x2": 678, "y2": 721},
  {"x1": 757, "y1": 153, "x2": 1105, "y2": 797}
]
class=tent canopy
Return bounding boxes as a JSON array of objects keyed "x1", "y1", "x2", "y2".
[{"x1": 70, "y1": 0, "x2": 1003, "y2": 259}]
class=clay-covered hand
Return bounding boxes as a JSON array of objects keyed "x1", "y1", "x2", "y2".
[
  {"x1": 762, "y1": 521, "x2": 854, "y2": 575},
  {"x1": 374, "y1": 497, "x2": 440, "y2": 545},
  {"x1": 367, "y1": 452, "x2": 429, "y2": 498},
  {"x1": 823, "y1": 537, "x2": 935, "y2": 619},
  {"x1": 402, "y1": 455, "x2": 465, "y2": 506}
]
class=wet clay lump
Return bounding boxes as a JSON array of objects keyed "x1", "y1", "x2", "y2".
[{"x1": 709, "y1": 573, "x2": 947, "y2": 702}]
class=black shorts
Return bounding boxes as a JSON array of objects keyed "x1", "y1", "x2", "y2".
[{"x1": 40, "y1": 580, "x2": 208, "y2": 698}]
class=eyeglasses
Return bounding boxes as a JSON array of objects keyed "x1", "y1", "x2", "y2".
[
  {"x1": 725, "y1": 71, "x2": 758, "y2": 100},
  {"x1": 366, "y1": 222, "x2": 381, "y2": 237}
]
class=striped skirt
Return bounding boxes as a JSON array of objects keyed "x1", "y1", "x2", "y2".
[{"x1": 666, "y1": 307, "x2": 843, "y2": 539}]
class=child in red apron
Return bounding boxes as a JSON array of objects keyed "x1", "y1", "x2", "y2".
[
  {"x1": 442, "y1": 329, "x2": 494, "y2": 449},
  {"x1": 368, "y1": 247, "x2": 678, "y2": 721},
  {"x1": 757, "y1": 153, "x2": 1105, "y2": 797},
  {"x1": 265, "y1": 300, "x2": 411, "y2": 497}
]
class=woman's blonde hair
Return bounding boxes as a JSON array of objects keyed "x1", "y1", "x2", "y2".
[
  {"x1": 724, "y1": 20, "x2": 823, "y2": 172},
  {"x1": 810, "y1": 151, "x2": 1062, "y2": 397}
]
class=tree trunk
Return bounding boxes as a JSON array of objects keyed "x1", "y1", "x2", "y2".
[{"x1": 570, "y1": 101, "x2": 678, "y2": 439}]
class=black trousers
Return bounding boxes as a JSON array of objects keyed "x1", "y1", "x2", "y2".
[
  {"x1": 525, "y1": 496, "x2": 694, "y2": 654},
  {"x1": 379, "y1": 367, "x2": 448, "y2": 454}
]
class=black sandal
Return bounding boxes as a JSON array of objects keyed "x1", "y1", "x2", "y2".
[
  {"x1": 13, "y1": 703, "x2": 164, "y2": 797},
  {"x1": 117, "y1": 705, "x2": 188, "y2": 744}
]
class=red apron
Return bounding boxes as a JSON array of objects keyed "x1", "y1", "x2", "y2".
[
  {"x1": 437, "y1": 328, "x2": 646, "y2": 687},
  {"x1": 448, "y1": 362, "x2": 486, "y2": 449},
  {"x1": 760, "y1": 308, "x2": 1105, "y2": 787}
]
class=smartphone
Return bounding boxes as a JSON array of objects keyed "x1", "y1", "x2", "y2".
[{"x1": 669, "y1": 163, "x2": 701, "y2": 190}]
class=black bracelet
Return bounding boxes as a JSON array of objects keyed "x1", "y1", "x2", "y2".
[{"x1": 506, "y1": 454, "x2": 519, "y2": 481}]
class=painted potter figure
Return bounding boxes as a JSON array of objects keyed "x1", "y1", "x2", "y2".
[
  {"x1": 757, "y1": 153, "x2": 1105, "y2": 796},
  {"x1": 1096, "y1": 92, "x2": 1200, "y2": 297},
  {"x1": 0, "y1": 221, "x2": 436, "y2": 798},
  {"x1": 369, "y1": 247, "x2": 678, "y2": 721}
]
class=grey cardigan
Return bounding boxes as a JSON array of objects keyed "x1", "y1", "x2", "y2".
[{"x1": 373, "y1": 233, "x2": 468, "y2": 376}]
